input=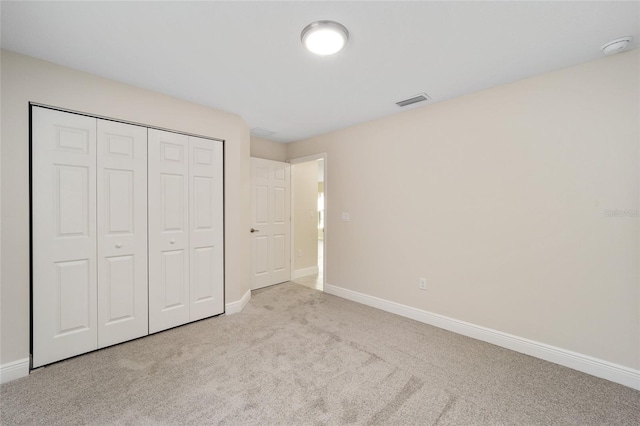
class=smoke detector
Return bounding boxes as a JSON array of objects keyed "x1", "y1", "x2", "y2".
[
  {"x1": 601, "y1": 37, "x2": 632, "y2": 56},
  {"x1": 250, "y1": 127, "x2": 276, "y2": 137}
]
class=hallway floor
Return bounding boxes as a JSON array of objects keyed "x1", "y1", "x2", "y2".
[{"x1": 292, "y1": 239, "x2": 323, "y2": 291}]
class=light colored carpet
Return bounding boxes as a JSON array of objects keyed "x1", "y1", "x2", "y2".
[{"x1": 1, "y1": 282, "x2": 639, "y2": 425}]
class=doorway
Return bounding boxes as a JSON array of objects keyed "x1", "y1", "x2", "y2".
[{"x1": 290, "y1": 155, "x2": 326, "y2": 291}]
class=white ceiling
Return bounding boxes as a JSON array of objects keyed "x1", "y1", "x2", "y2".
[{"x1": 1, "y1": 1, "x2": 638, "y2": 143}]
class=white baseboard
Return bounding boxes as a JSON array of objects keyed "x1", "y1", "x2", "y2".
[
  {"x1": 0, "y1": 358, "x2": 30, "y2": 384},
  {"x1": 292, "y1": 265, "x2": 319, "y2": 279},
  {"x1": 225, "y1": 289, "x2": 251, "y2": 315},
  {"x1": 324, "y1": 283, "x2": 640, "y2": 391}
]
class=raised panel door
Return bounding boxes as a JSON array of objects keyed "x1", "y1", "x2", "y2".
[
  {"x1": 32, "y1": 107, "x2": 98, "y2": 367},
  {"x1": 148, "y1": 129, "x2": 190, "y2": 333},
  {"x1": 189, "y1": 136, "x2": 224, "y2": 320},
  {"x1": 250, "y1": 158, "x2": 291, "y2": 290},
  {"x1": 97, "y1": 120, "x2": 148, "y2": 348}
]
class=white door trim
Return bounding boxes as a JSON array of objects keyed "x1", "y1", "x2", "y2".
[{"x1": 289, "y1": 153, "x2": 327, "y2": 290}]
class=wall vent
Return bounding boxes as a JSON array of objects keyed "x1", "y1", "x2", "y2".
[{"x1": 396, "y1": 93, "x2": 431, "y2": 107}]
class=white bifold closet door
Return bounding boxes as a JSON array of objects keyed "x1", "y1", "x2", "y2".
[
  {"x1": 32, "y1": 108, "x2": 148, "y2": 367},
  {"x1": 32, "y1": 108, "x2": 98, "y2": 368},
  {"x1": 148, "y1": 129, "x2": 223, "y2": 334},
  {"x1": 96, "y1": 119, "x2": 148, "y2": 348},
  {"x1": 188, "y1": 136, "x2": 224, "y2": 321}
]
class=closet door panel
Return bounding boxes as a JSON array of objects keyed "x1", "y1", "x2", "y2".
[
  {"x1": 97, "y1": 120, "x2": 148, "y2": 348},
  {"x1": 148, "y1": 129, "x2": 190, "y2": 333},
  {"x1": 32, "y1": 107, "x2": 98, "y2": 368},
  {"x1": 189, "y1": 136, "x2": 224, "y2": 320}
]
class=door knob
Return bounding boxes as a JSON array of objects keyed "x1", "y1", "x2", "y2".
[
  {"x1": 170, "y1": 239, "x2": 176, "y2": 244},
  {"x1": 115, "y1": 243, "x2": 122, "y2": 249},
  {"x1": 250, "y1": 228, "x2": 260, "y2": 233}
]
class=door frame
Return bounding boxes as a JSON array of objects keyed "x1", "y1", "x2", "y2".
[{"x1": 289, "y1": 153, "x2": 327, "y2": 290}]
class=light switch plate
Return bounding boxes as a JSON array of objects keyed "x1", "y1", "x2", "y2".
[{"x1": 341, "y1": 212, "x2": 350, "y2": 222}]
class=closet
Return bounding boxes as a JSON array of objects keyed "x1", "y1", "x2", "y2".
[
  {"x1": 31, "y1": 106, "x2": 224, "y2": 368},
  {"x1": 147, "y1": 129, "x2": 224, "y2": 333}
]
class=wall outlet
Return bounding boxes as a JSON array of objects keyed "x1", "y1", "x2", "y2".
[{"x1": 419, "y1": 278, "x2": 427, "y2": 290}]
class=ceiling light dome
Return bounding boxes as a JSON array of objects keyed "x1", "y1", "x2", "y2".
[{"x1": 301, "y1": 20, "x2": 349, "y2": 56}]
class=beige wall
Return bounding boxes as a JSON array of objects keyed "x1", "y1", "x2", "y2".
[
  {"x1": 287, "y1": 50, "x2": 640, "y2": 369},
  {"x1": 250, "y1": 136, "x2": 287, "y2": 162},
  {"x1": 292, "y1": 161, "x2": 319, "y2": 272},
  {"x1": 0, "y1": 50, "x2": 251, "y2": 365}
]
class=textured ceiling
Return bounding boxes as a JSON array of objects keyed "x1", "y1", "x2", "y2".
[{"x1": 2, "y1": 1, "x2": 638, "y2": 142}]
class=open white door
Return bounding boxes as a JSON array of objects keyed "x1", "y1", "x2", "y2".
[{"x1": 250, "y1": 158, "x2": 291, "y2": 289}]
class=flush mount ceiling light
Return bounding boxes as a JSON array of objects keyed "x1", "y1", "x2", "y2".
[
  {"x1": 301, "y1": 20, "x2": 349, "y2": 56},
  {"x1": 601, "y1": 37, "x2": 632, "y2": 55}
]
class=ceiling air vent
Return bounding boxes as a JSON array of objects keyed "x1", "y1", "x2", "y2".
[{"x1": 396, "y1": 93, "x2": 431, "y2": 107}]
